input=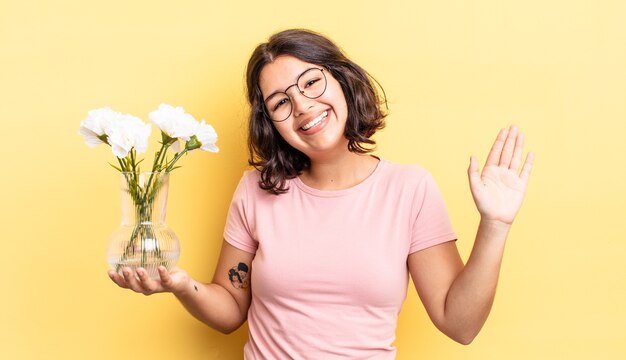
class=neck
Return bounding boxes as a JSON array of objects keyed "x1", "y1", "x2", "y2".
[{"x1": 301, "y1": 151, "x2": 379, "y2": 190}]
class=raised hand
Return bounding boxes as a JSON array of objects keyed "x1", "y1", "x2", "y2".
[
  {"x1": 108, "y1": 266, "x2": 192, "y2": 296},
  {"x1": 468, "y1": 125, "x2": 534, "y2": 225}
]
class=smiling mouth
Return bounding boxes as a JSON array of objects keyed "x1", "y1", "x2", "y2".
[{"x1": 300, "y1": 111, "x2": 328, "y2": 131}]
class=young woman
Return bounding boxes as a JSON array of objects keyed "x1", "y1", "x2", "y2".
[{"x1": 109, "y1": 29, "x2": 534, "y2": 359}]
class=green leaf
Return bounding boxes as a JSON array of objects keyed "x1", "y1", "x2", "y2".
[{"x1": 108, "y1": 163, "x2": 122, "y2": 172}]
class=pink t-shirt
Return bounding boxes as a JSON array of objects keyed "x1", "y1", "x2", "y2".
[{"x1": 224, "y1": 158, "x2": 456, "y2": 359}]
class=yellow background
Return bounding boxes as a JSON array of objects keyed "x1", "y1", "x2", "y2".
[{"x1": 1, "y1": 0, "x2": 625, "y2": 359}]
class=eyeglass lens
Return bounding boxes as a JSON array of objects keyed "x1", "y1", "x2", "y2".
[{"x1": 265, "y1": 68, "x2": 327, "y2": 122}]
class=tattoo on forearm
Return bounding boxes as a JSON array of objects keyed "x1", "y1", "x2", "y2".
[
  {"x1": 228, "y1": 262, "x2": 249, "y2": 289},
  {"x1": 193, "y1": 284, "x2": 198, "y2": 292}
]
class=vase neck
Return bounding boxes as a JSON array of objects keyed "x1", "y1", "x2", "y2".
[{"x1": 119, "y1": 172, "x2": 170, "y2": 225}]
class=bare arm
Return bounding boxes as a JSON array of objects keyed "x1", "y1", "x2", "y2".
[
  {"x1": 409, "y1": 222, "x2": 509, "y2": 344},
  {"x1": 108, "y1": 240, "x2": 254, "y2": 334},
  {"x1": 409, "y1": 125, "x2": 534, "y2": 344}
]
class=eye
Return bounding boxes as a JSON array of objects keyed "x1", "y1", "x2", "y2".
[
  {"x1": 273, "y1": 97, "x2": 289, "y2": 111},
  {"x1": 304, "y1": 78, "x2": 320, "y2": 88}
]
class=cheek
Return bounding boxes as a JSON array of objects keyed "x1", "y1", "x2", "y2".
[
  {"x1": 326, "y1": 83, "x2": 348, "y2": 118},
  {"x1": 273, "y1": 122, "x2": 295, "y2": 140}
]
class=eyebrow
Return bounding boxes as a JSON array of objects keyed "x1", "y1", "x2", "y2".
[
  {"x1": 263, "y1": 90, "x2": 283, "y2": 102},
  {"x1": 262, "y1": 71, "x2": 305, "y2": 102}
]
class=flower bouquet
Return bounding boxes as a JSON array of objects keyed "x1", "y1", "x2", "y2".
[{"x1": 79, "y1": 104, "x2": 218, "y2": 279}]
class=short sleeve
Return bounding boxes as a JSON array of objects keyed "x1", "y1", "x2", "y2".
[
  {"x1": 409, "y1": 172, "x2": 457, "y2": 253},
  {"x1": 223, "y1": 172, "x2": 258, "y2": 254}
]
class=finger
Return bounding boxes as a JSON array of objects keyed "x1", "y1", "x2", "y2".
[
  {"x1": 509, "y1": 132, "x2": 525, "y2": 171},
  {"x1": 467, "y1": 155, "x2": 482, "y2": 190},
  {"x1": 136, "y1": 268, "x2": 160, "y2": 294},
  {"x1": 158, "y1": 266, "x2": 174, "y2": 290},
  {"x1": 122, "y1": 267, "x2": 145, "y2": 293},
  {"x1": 108, "y1": 270, "x2": 129, "y2": 289},
  {"x1": 499, "y1": 125, "x2": 518, "y2": 168},
  {"x1": 519, "y1": 151, "x2": 535, "y2": 182},
  {"x1": 485, "y1": 128, "x2": 508, "y2": 167}
]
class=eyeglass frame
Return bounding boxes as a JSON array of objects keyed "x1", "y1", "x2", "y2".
[{"x1": 261, "y1": 67, "x2": 328, "y2": 122}]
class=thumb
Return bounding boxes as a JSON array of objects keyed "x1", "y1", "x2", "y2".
[
  {"x1": 159, "y1": 266, "x2": 190, "y2": 294},
  {"x1": 468, "y1": 155, "x2": 481, "y2": 189},
  {"x1": 158, "y1": 266, "x2": 175, "y2": 289}
]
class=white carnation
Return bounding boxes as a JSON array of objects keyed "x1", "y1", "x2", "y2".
[
  {"x1": 106, "y1": 114, "x2": 152, "y2": 158},
  {"x1": 149, "y1": 104, "x2": 199, "y2": 152},
  {"x1": 78, "y1": 107, "x2": 116, "y2": 147},
  {"x1": 80, "y1": 103, "x2": 218, "y2": 174},
  {"x1": 196, "y1": 120, "x2": 219, "y2": 153}
]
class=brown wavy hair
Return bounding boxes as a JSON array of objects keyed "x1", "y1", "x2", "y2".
[{"x1": 246, "y1": 29, "x2": 387, "y2": 194}]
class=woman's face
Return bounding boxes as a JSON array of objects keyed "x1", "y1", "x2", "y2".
[{"x1": 259, "y1": 55, "x2": 349, "y2": 160}]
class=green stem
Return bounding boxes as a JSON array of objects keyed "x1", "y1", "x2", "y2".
[
  {"x1": 114, "y1": 137, "x2": 176, "y2": 273},
  {"x1": 153, "y1": 141, "x2": 170, "y2": 171},
  {"x1": 142, "y1": 141, "x2": 171, "y2": 205},
  {"x1": 166, "y1": 148, "x2": 188, "y2": 172},
  {"x1": 115, "y1": 198, "x2": 164, "y2": 271}
]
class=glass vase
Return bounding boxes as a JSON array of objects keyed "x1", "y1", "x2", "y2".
[{"x1": 107, "y1": 172, "x2": 180, "y2": 280}]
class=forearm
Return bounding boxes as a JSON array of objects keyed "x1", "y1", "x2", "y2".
[
  {"x1": 442, "y1": 218, "x2": 511, "y2": 344},
  {"x1": 173, "y1": 280, "x2": 248, "y2": 334}
]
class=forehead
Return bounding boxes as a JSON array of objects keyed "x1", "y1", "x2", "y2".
[{"x1": 258, "y1": 55, "x2": 318, "y2": 97}]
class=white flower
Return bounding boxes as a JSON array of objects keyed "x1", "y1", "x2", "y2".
[
  {"x1": 78, "y1": 107, "x2": 116, "y2": 147},
  {"x1": 149, "y1": 104, "x2": 199, "y2": 152},
  {"x1": 80, "y1": 104, "x2": 218, "y2": 175},
  {"x1": 196, "y1": 120, "x2": 219, "y2": 153},
  {"x1": 106, "y1": 114, "x2": 152, "y2": 158}
]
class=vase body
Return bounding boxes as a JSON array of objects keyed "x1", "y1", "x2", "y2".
[{"x1": 107, "y1": 172, "x2": 180, "y2": 280}]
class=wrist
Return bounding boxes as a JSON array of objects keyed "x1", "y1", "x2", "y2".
[
  {"x1": 472, "y1": 217, "x2": 512, "y2": 251},
  {"x1": 171, "y1": 276, "x2": 196, "y2": 298},
  {"x1": 173, "y1": 284, "x2": 194, "y2": 299},
  {"x1": 479, "y1": 217, "x2": 512, "y2": 233}
]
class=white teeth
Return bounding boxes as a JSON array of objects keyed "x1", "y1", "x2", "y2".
[{"x1": 301, "y1": 111, "x2": 328, "y2": 131}]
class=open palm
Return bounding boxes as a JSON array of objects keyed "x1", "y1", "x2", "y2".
[
  {"x1": 108, "y1": 266, "x2": 191, "y2": 295},
  {"x1": 468, "y1": 126, "x2": 534, "y2": 224}
]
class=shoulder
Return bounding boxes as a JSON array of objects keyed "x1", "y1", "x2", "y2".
[
  {"x1": 235, "y1": 168, "x2": 282, "y2": 202},
  {"x1": 373, "y1": 159, "x2": 444, "y2": 204},
  {"x1": 230, "y1": 169, "x2": 259, "y2": 202},
  {"x1": 377, "y1": 158, "x2": 434, "y2": 186},
  {"x1": 240, "y1": 168, "x2": 261, "y2": 186}
]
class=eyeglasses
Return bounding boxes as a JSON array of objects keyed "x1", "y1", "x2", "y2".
[{"x1": 263, "y1": 67, "x2": 328, "y2": 122}]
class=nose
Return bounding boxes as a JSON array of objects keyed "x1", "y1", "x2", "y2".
[{"x1": 290, "y1": 89, "x2": 315, "y2": 117}]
